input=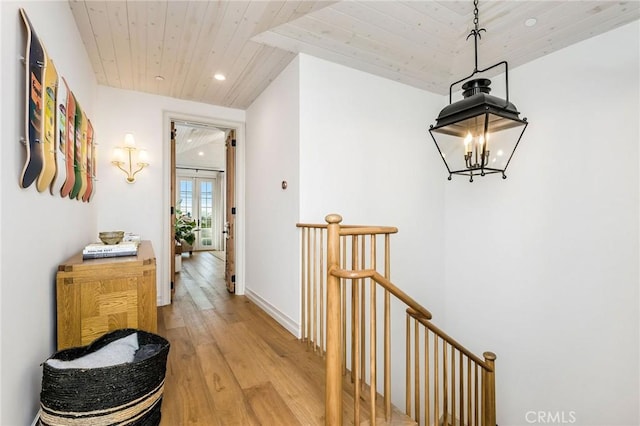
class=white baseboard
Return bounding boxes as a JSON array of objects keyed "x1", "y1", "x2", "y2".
[{"x1": 245, "y1": 288, "x2": 300, "y2": 338}]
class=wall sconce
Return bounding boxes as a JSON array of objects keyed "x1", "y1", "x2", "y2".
[
  {"x1": 111, "y1": 133, "x2": 149, "y2": 183},
  {"x1": 428, "y1": 0, "x2": 528, "y2": 182}
]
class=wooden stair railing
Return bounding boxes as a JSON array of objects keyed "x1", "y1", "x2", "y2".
[{"x1": 297, "y1": 214, "x2": 496, "y2": 426}]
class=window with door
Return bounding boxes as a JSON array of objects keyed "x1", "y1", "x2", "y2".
[{"x1": 177, "y1": 174, "x2": 224, "y2": 251}]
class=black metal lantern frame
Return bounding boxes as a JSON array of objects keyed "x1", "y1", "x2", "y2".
[{"x1": 429, "y1": 0, "x2": 528, "y2": 182}]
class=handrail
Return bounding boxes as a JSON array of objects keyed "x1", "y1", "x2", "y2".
[
  {"x1": 299, "y1": 214, "x2": 496, "y2": 426},
  {"x1": 297, "y1": 223, "x2": 399, "y2": 236},
  {"x1": 330, "y1": 267, "x2": 432, "y2": 321},
  {"x1": 338, "y1": 226, "x2": 398, "y2": 236},
  {"x1": 406, "y1": 307, "x2": 494, "y2": 371}
]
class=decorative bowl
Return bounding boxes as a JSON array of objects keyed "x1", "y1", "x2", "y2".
[{"x1": 99, "y1": 231, "x2": 125, "y2": 245}]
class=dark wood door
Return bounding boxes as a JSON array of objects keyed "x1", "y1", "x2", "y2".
[{"x1": 225, "y1": 129, "x2": 236, "y2": 293}]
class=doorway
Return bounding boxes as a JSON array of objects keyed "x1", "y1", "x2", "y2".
[
  {"x1": 177, "y1": 176, "x2": 223, "y2": 252},
  {"x1": 163, "y1": 111, "x2": 244, "y2": 305}
]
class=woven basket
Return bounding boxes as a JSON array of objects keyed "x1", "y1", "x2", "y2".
[{"x1": 39, "y1": 329, "x2": 170, "y2": 426}]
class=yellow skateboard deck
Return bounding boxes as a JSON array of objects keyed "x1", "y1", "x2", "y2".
[{"x1": 36, "y1": 51, "x2": 57, "y2": 192}]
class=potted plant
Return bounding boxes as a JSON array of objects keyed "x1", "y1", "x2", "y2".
[{"x1": 174, "y1": 209, "x2": 196, "y2": 255}]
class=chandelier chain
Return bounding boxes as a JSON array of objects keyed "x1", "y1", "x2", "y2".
[
  {"x1": 467, "y1": 0, "x2": 486, "y2": 72},
  {"x1": 473, "y1": 0, "x2": 480, "y2": 31}
]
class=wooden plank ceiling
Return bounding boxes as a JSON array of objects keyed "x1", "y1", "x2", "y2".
[{"x1": 69, "y1": 1, "x2": 639, "y2": 110}]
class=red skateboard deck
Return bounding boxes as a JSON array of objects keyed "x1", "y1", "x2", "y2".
[
  {"x1": 19, "y1": 9, "x2": 45, "y2": 189},
  {"x1": 60, "y1": 89, "x2": 76, "y2": 198},
  {"x1": 70, "y1": 100, "x2": 83, "y2": 199}
]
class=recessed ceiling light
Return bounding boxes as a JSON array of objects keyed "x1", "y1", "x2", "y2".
[
  {"x1": 214, "y1": 73, "x2": 226, "y2": 81},
  {"x1": 187, "y1": 139, "x2": 192, "y2": 143},
  {"x1": 198, "y1": 151, "x2": 204, "y2": 156},
  {"x1": 154, "y1": 75, "x2": 165, "y2": 81},
  {"x1": 524, "y1": 18, "x2": 537, "y2": 27}
]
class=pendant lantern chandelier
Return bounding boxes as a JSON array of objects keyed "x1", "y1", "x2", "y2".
[{"x1": 429, "y1": 0, "x2": 528, "y2": 182}]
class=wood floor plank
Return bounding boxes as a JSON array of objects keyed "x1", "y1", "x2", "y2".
[
  {"x1": 183, "y1": 276, "x2": 215, "y2": 310},
  {"x1": 160, "y1": 326, "x2": 221, "y2": 425},
  {"x1": 194, "y1": 342, "x2": 260, "y2": 426},
  {"x1": 244, "y1": 381, "x2": 301, "y2": 425}
]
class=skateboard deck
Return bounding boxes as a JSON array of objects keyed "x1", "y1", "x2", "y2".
[
  {"x1": 70, "y1": 100, "x2": 83, "y2": 199},
  {"x1": 52, "y1": 75, "x2": 68, "y2": 194},
  {"x1": 19, "y1": 9, "x2": 45, "y2": 189},
  {"x1": 60, "y1": 90, "x2": 76, "y2": 198},
  {"x1": 82, "y1": 120, "x2": 94, "y2": 202},
  {"x1": 37, "y1": 52, "x2": 58, "y2": 192},
  {"x1": 77, "y1": 110, "x2": 89, "y2": 200},
  {"x1": 90, "y1": 126, "x2": 97, "y2": 199}
]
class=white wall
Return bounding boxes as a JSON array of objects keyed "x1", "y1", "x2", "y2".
[
  {"x1": 94, "y1": 86, "x2": 245, "y2": 305},
  {"x1": 245, "y1": 56, "x2": 301, "y2": 334},
  {"x1": 442, "y1": 21, "x2": 639, "y2": 425},
  {"x1": 298, "y1": 54, "x2": 446, "y2": 317},
  {"x1": 296, "y1": 53, "x2": 447, "y2": 406},
  {"x1": 0, "y1": 2, "x2": 98, "y2": 424}
]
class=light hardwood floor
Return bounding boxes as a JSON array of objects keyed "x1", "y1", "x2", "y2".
[
  {"x1": 158, "y1": 252, "x2": 414, "y2": 426},
  {"x1": 158, "y1": 251, "x2": 327, "y2": 425}
]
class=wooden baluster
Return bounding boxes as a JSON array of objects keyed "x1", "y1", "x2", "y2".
[
  {"x1": 452, "y1": 347, "x2": 455, "y2": 425},
  {"x1": 434, "y1": 337, "x2": 439, "y2": 426},
  {"x1": 370, "y1": 235, "x2": 377, "y2": 425},
  {"x1": 467, "y1": 356, "x2": 472, "y2": 426},
  {"x1": 306, "y1": 230, "x2": 313, "y2": 347},
  {"x1": 425, "y1": 328, "x2": 430, "y2": 426},
  {"x1": 414, "y1": 318, "x2": 420, "y2": 423},
  {"x1": 301, "y1": 228, "x2": 307, "y2": 342},
  {"x1": 351, "y1": 235, "x2": 357, "y2": 383},
  {"x1": 405, "y1": 314, "x2": 411, "y2": 416},
  {"x1": 370, "y1": 274, "x2": 377, "y2": 424},
  {"x1": 384, "y1": 234, "x2": 391, "y2": 421},
  {"x1": 482, "y1": 352, "x2": 496, "y2": 426},
  {"x1": 474, "y1": 364, "x2": 479, "y2": 426},
  {"x1": 360, "y1": 236, "x2": 366, "y2": 395},
  {"x1": 443, "y1": 343, "x2": 448, "y2": 426},
  {"x1": 459, "y1": 351, "x2": 464, "y2": 426},
  {"x1": 312, "y1": 228, "x2": 317, "y2": 351},
  {"x1": 341, "y1": 236, "x2": 347, "y2": 376},
  {"x1": 320, "y1": 229, "x2": 324, "y2": 354},
  {"x1": 325, "y1": 214, "x2": 342, "y2": 425},
  {"x1": 354, "y1": 278, "x2": 361, "y2": 425}
]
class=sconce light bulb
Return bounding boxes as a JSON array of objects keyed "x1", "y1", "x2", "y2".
[
  {"x1": 112, "y1": 147, "x2": 125, "y2": 163},
  {"x1": 138, "y1": 149, "x2": 149, "y2": 164},
  {"x1": 124, "y1": 133, "x2": 136, "y2": 148}
]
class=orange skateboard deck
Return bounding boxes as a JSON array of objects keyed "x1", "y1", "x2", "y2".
[{"x1": 82, "y1": 120, "x2": 94, "y2": 202}]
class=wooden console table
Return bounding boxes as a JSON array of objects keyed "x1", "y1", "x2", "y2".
[{"x1": 56, "y1": 240, "x2": 157, "y2": 350}]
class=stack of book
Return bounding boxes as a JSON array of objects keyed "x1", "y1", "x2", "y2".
[{"x1": 82, "y1": 241, "x2": 139, "y2": 259}]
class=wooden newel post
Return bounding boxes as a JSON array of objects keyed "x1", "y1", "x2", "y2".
[
  {"x1": 482, "y1": 351, "x2": 497, "y2": 426},
  {"x1": 325, "y1": 214, "x2": 343, "y2": 425}
]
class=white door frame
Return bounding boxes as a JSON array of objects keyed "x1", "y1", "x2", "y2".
[{"x1": 160, "y1": 110, "x2": 245, "y2": 305}]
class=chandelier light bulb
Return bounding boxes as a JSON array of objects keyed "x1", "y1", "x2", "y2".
[{"x1": 464, "y1": 132, "x2": 473, "y2": 152}]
